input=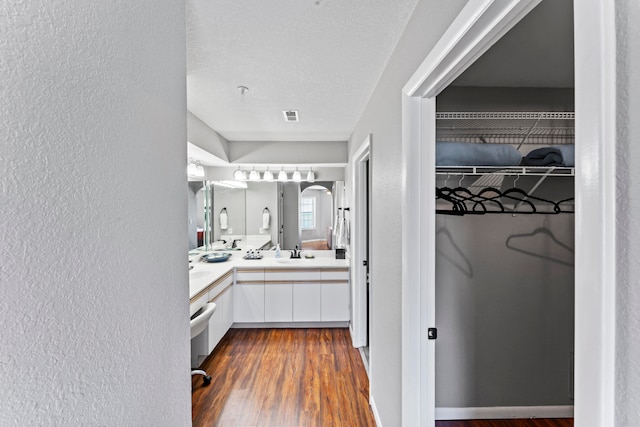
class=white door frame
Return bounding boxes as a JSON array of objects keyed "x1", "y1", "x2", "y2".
[
  {"x1": 351, "y1": 135, "x2": 371, "y2": 349},
  {"x1": 400, "y1": 0, "x2": 617, "y2": 426}
]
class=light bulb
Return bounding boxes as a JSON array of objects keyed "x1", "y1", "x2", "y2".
[
  {"x1": 306, "y1": 169, "x2": 315, "y2": 182},
  {"x1": 249, "y1": 168, "x2": 260, "y2": 181},
  {"x1": 195, "y1": 162, "x2": 205, "y2": 178},
  {"x1": 292, "y1": 169, "x2": 301, "y2": 182},
  {"x1": 263, "y1": 169, "x2": 274, "y2": 181},
  {"x1": 278, "y1": 169, "x2": 288, "y2": 182},
  {"x1": 233, "y1": 168, "x2": 246, "y2": 181}
]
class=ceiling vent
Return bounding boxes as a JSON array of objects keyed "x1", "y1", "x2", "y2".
[{"x1": 283, "y1": 110, "x2": 299, "y2": 122}]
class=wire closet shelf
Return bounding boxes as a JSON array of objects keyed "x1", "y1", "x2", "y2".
[{"x1": 436, "y1": 111, "x2": 575, "y2": 147}]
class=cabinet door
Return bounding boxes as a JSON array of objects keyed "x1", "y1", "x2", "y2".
[
  {"x1": 321, "y1": 281, "x2": 350, "y2": 321},
  {"x1": 207, "y1": 301, "x2": 225, "y2": 354},
  {"x1": 264, "y1": 282, "x2": 293, "y2": 322},
  {"x1": 234, "y1": 283, "x2": 265, "y2": 323},
  {"x1": 222, "y1": 285, "x2": 234, "y2": 330},
  {"x1": 293, "y1": 282, "x2": 321, "y2": 322}
]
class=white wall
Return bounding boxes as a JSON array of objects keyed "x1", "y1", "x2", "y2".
[
  {"x1": 615, "y1": 0, "x2": 640, "y2": 424},
  {"x1": 188, "y1": 111, "x2": 230, "y2": 162},
  {"x1": 0, "y1": 2, "x2": 190, "y2": 426},
  {"x1": 346, "y1": 1, "x2": 467, "y2": 424}
]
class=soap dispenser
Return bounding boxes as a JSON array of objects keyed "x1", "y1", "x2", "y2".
[{"x1": 275, "y1": 243, "x2": 281, "y2": 258}]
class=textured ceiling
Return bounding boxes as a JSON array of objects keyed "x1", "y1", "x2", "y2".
[{"x1": 186, "y1": 0, "x2": 419, "y2": 142}]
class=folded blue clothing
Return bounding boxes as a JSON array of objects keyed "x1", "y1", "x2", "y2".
[
  {"x1": 436, "y1": 141, "x2": 522, "y2": 166},
  {"x1": 523, "y1": 145, "x2": 575, "y2": 167}
]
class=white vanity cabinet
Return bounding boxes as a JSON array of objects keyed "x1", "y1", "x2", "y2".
[
  {"x1": 264, "y1": 282, "x2": 293, "y2": 322},
  {"x1": 190, "y1": 269, "x2": 234, "y2": 366},
  {"x1": 320, "y1": 269, "x2": 350, "y2": 321},
  {"x1": 207, "y1": 283, "x2": 234, "y2": 353},
  {"x1": 233, "y1": 267, "x2": 349, "y2": 325},
  {"x1": 264, "y1": 269, "x2": 322, "y2": 323},
  {"x1": 234, "y1": 269, "x2": 265, "y2": 323},
  {"x1": 292, "y1": 282, "x2": 322, "y2": 321}
]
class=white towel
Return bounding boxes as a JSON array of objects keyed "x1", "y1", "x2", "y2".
[
  {"x1": 262, "y1": 211, "x2": 270, "y2": 229},
  {"x1": 220, "y1": 211, "x2": 228, "y2": 230}
]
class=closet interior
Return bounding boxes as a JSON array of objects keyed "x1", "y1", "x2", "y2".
[
  {"x1": 434, "y1": 86, "x2": 575, "y2": 418},
  {"x1": 432, "y1": 1, "x2": 575, "y2": 418}
]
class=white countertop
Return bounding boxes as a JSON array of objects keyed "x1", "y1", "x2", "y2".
[{"x1": 188, "y1": 250, "x2": 349, "y2": 300}]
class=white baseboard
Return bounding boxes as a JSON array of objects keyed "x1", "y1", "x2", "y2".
[
  {"x1": 435, "y1": 405, "x2": 574, "y2": 420},
  {"x1": 370, "y1": 394, "x2": 382, "y2": 426}
]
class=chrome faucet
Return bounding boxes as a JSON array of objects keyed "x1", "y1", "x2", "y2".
[{"x1": 290, "y1": 245, "x2": 301, "y2": 259}]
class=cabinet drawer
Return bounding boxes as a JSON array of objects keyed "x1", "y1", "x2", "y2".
[
  {"x1": 235, "y1": 269, "x2": 265, "y2": 282},
  {"x1": 321, "y1": 269, "x2": 350, "y2": 281},
  {"x1": 265, "y1": 269, "x2": 321, "y2": 282},
  {"x1": 208, "y1": 272, "x2": 234, "y2": 301},
  {"x1": 189, "y1": 293, "x2": 208, "y2": 317}
]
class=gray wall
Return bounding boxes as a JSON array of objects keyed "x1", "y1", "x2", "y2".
[
  {"x1": 615, "y1": 0, "x2": 640, "y2": 424},
  {"x1": 213, "y1": 187, "x2": 246, "y2": 238},
  {"x1": 281, "y1": 182, "x2": 301, "y2": 249},
  {"x1": 245, "y1": 181, "x2": 279, "y2": 244},
  {"x1": 346, "y1": 1, "x2": 468, "y2": 424},
  {"x1": 435, "y1": 212, "x2": 574, "y2": 407},
  {"x1": 0, "y1": 1, "x2": 190, "y2": 425}
]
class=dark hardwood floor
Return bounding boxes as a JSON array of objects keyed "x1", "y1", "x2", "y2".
[
  {"x1": 192, "y1": 327, "x2": 573, "y2": 427},
  {"x1": 192, "y1": 328, "x2": 376, "y2": 427}
]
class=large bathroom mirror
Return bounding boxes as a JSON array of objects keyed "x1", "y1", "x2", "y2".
[
  {"x1": 199, "y1": 180, "x2": 344, "y2": 250},
  {"x1": 187, "y1": 181, "x2": 212, "y2": 250}
]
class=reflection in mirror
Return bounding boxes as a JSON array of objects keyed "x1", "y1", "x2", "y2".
[
  {"x1": 203, "y1": 180, "x2": 343, "y2": 250},
  {"x1": 187, "y1": 181, "x2": 212, "y2": 250},
  {"x1": 212, "y1": 185, "x2": 246, "y2": 239},
  {"x1": 300, "y1": 185, "x2": 333, "y2": 250}
]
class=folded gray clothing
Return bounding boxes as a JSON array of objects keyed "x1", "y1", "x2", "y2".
[
  {"x1": 436, "y1": 141, "x2": 522, "y2": 166},
  {"x1": 523, "y1": 145, "x2": 575, "y2": 166}
]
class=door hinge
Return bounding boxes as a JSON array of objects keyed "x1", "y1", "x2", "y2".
[
  {"x1": 363, "y1": 260, "x2": 368, "y2": 266},
  {"x1": 427, "y1": 327, "x2": 437, "y2": 340}
]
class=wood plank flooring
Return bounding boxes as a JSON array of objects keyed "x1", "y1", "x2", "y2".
[
  {"x1": 192, "y1": 328, "x2": 376, "y2": 427},
  {"x1": 193, "y1": 327, "x2": 573, "y2": 427},
  {"x1": 301, "y1": 239, "x2": 330, "y2": 250}
]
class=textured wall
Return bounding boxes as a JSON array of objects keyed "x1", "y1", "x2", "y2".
[
  {"x1": 346, "y1": 1, "x2": 467, "y2": 424},
  {"x1": 0, "y1": 1, "x2": 190, "y2": 426},
  {"x1": 616, "y1": 0, "x2": 640, "y2": 425}
]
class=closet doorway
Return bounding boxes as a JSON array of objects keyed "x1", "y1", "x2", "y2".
[{"x1": 401, "y1": 0, "x2": 616, "y2": 426}]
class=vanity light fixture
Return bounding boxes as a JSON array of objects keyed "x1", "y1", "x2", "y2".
[
  {"x1": 187, "y1": 159, "x2": 205, "y2": 178},
  {"x1": 233, "y1": 167, "x2": 247, "y2": 181},
  {"x1": 306, "y1": 169, "x2": 315, "y2": 183},
  {"x1": 278, "y1": 169, "x2": 288, "y2": 182},
  {"x1": 249, "y1": 167, "x2": 260, "y2": 181},
  {"x1": 292, "y1": 168, "x2": 302, "y2": 182},
  {"x1": 263, "y1": 168, "x2": 274, "y2": 182}
]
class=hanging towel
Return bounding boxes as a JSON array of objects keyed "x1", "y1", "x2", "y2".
[
  {"x1": 219, "y1": 208, "x2": 228, "y2": 230},
  {"x1": 523, "y1": 145, "x2": 575, "y2": 167},
  {"x1": 262, "y1": 208, "x2": 270, "y2": 230}
]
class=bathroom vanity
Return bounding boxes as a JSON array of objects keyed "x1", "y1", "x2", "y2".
[{"x1": 189, "y1": 250, "x2": 350, "y2": 365}]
